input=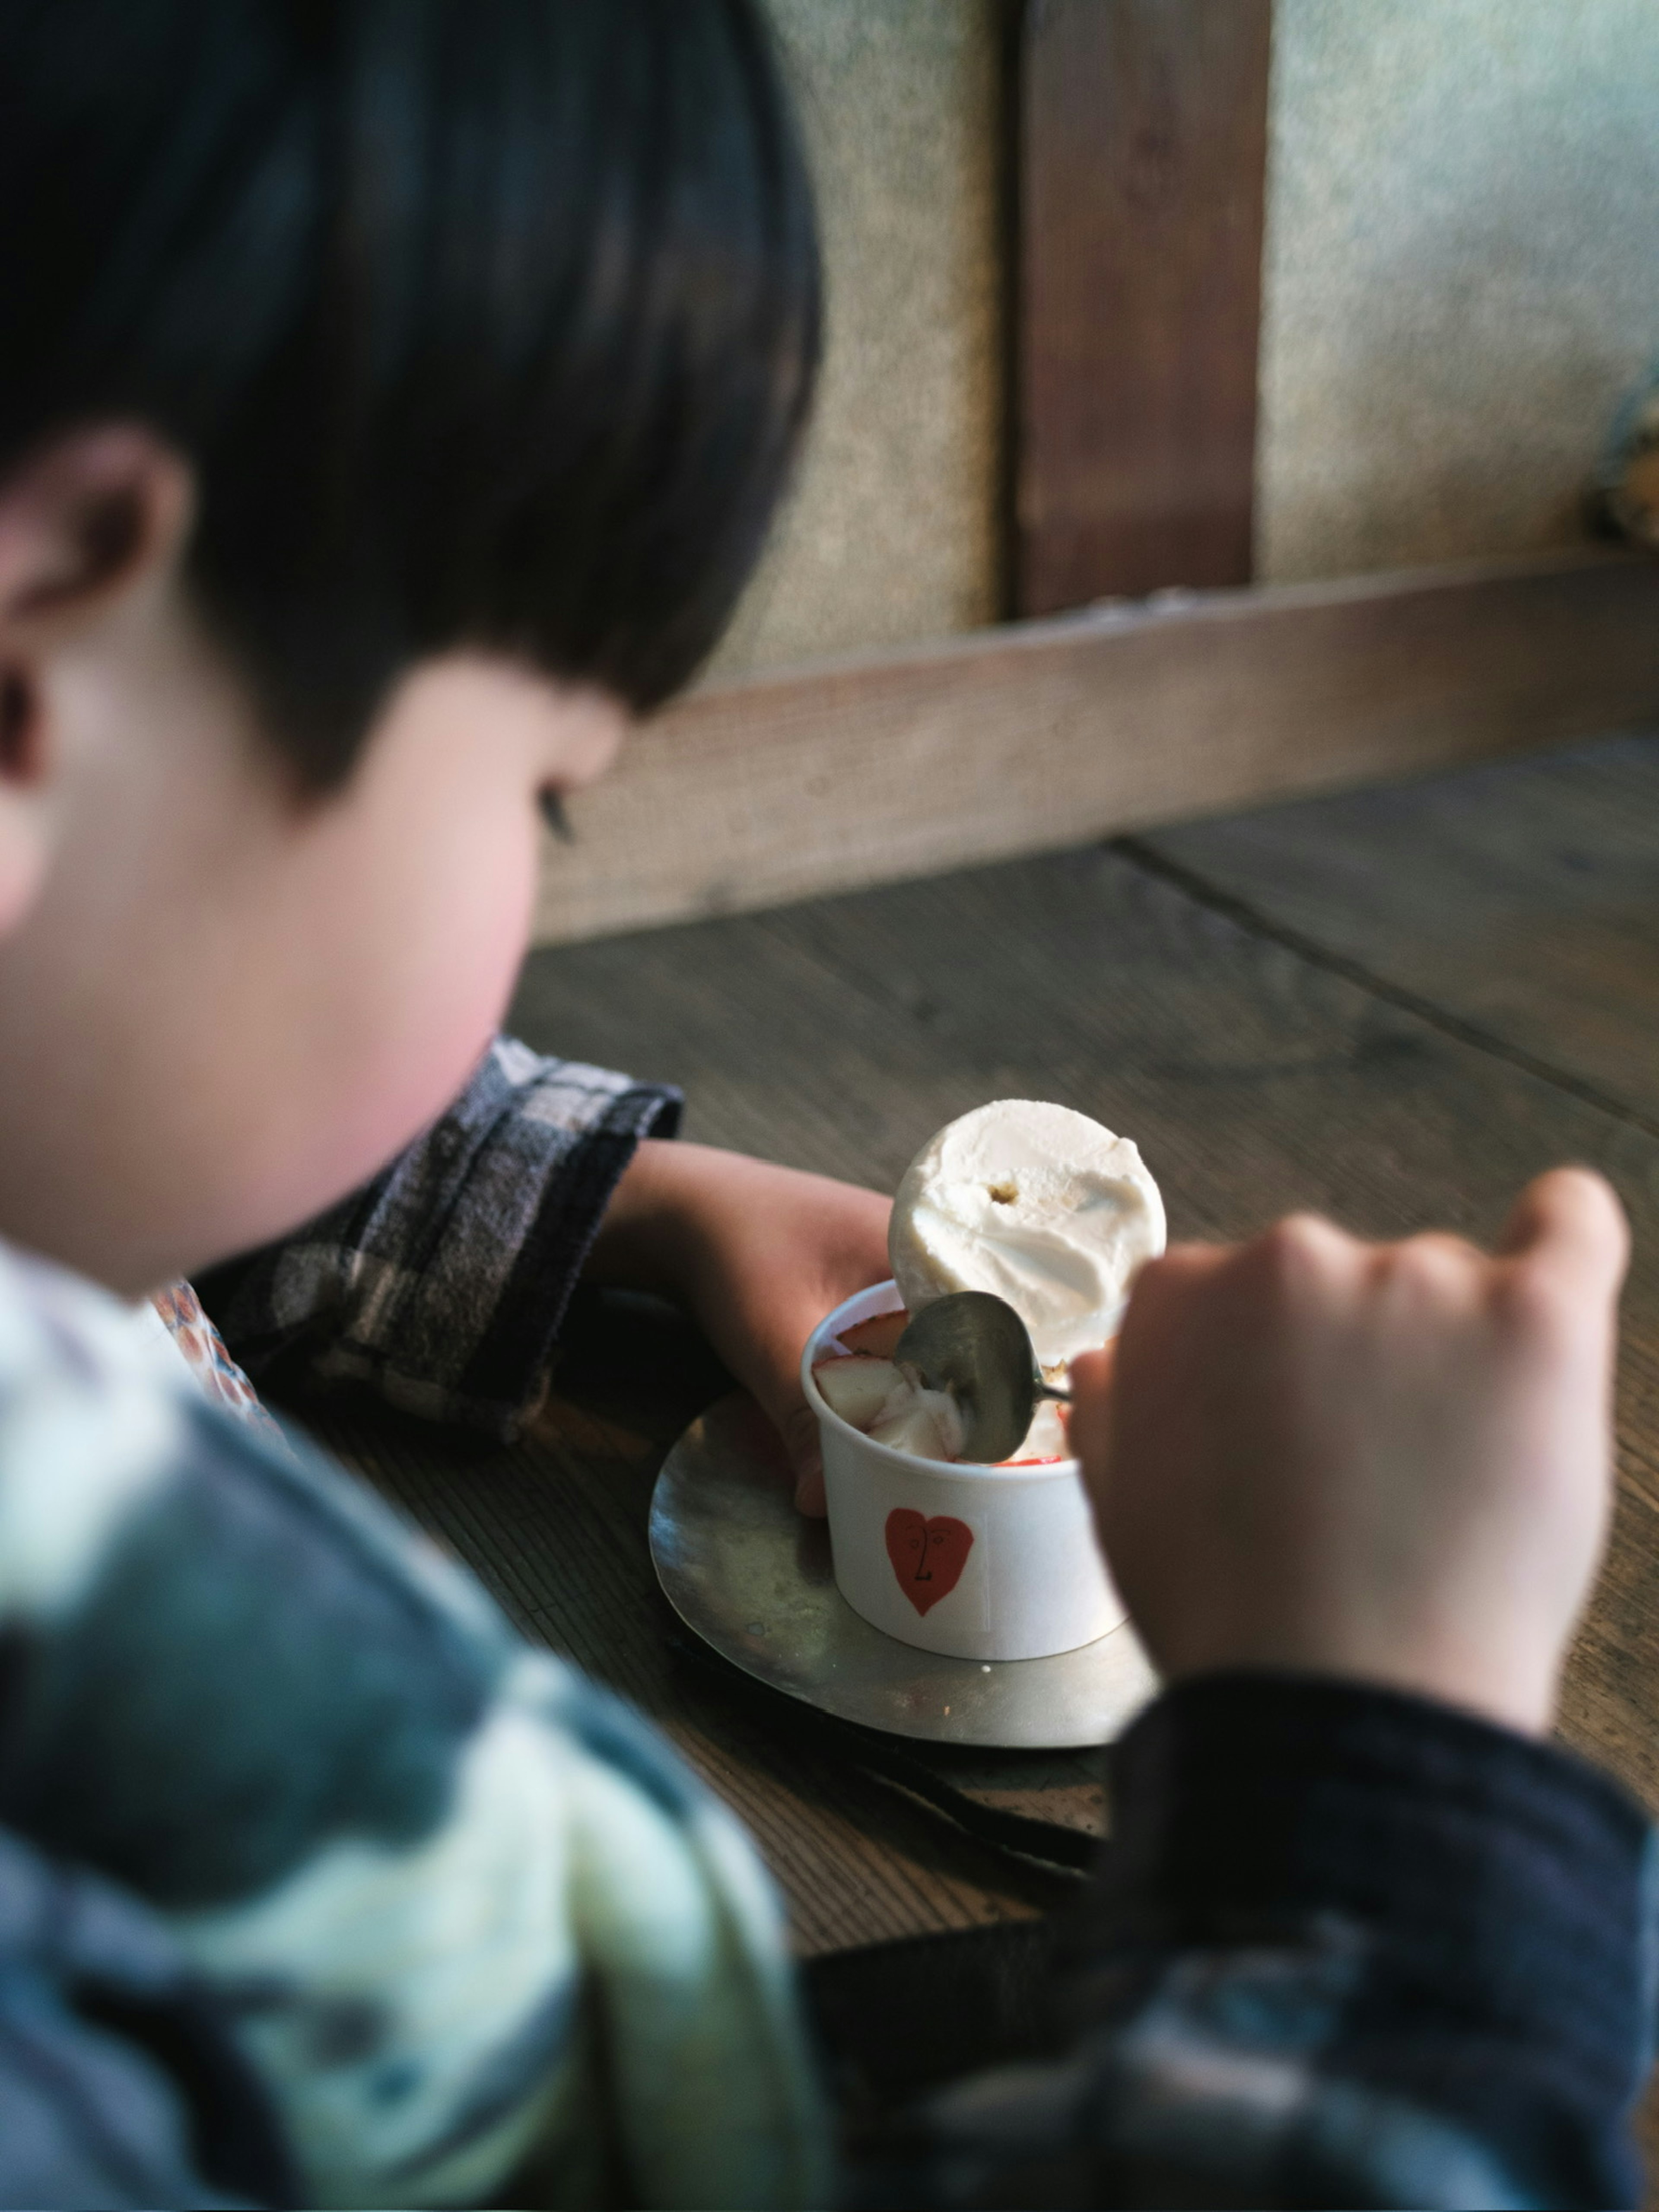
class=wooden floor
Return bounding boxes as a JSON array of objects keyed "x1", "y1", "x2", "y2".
[{"x1": 303, "y1": 728, "x2": 1659, "y2": 1977}]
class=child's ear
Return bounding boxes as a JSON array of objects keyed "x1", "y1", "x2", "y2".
[
  {"x1": 0, "y1": 425, "x2": 194, "y2": 640},
  {"x1": 0, "y1": 426, "x2": 194, "y2": 934}
]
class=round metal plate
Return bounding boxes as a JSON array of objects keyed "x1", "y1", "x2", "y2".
[{"x1": 650, "y1": 1393, "x2": 1158, "y2": 1750}]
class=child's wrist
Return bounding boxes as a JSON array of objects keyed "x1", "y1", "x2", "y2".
[
  {"x1": 1150, "y1": 1628, "x2": 1558, "y2": 1741},
  {"x1": 583, "y1": 1137, "x2": 708, "y2": 1300}
]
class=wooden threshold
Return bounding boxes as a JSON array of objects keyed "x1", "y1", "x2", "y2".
[{"x1": 534, "y1": 550, "x2": 1659, "y2": 947}]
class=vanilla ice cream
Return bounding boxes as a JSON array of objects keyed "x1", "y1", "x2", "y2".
[{"x1": 888, "y1": 1100, "x2": 1165, "y2": 1373}]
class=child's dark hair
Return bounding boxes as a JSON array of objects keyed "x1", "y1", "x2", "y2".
[{"x1": 0, "y1": 0, "x2": 820, "y2": 784}]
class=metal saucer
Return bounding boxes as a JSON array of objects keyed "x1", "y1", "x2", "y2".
[{"x1": 649, "y1": 1393, "x2": 1157, "y2": 1751}]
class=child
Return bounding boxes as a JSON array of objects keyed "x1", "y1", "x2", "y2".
[{"x1": 0, "y1": 4, "x2": 1646, "y2": 2206}]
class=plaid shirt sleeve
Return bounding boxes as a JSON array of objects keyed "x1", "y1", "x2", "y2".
[
  {"x1": 855, "y1": 1673, "x2": 1654, "y2": 2211},
  {"x1": 196, "y1": 1035, "x2": 681, "y2": 1437}
]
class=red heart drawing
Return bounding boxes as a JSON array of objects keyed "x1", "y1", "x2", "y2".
[{"x1": 884, "y1": 1509, "x2": 974, "y2": 1616}]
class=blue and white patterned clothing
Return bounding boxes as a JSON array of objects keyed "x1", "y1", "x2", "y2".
[{"x1": 0, "y1": 1229, "x2": 825, "y2": 2209}]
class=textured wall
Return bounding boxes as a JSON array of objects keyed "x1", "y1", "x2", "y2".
[
  {"x1": 711, "y1": 0, "x2": 1002, "y2": 676},
  {"x1": 1258, "y1": 0, "x2": 1659, "y2": 581},
  {"x1": 715, "y1": 0, "x2": 1659, "y2": 671}
]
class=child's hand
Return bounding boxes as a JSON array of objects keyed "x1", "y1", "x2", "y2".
[
  {"x1": 1068, "y1": 1169, "x2": 1629, "y2": 1736},
  {"x1": 585, "y1": 1139, "x2": 892, "y2": 1513}
]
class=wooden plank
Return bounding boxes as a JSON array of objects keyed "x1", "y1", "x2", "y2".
[
  {"x1": 1138, "y1": 729, "x2": 1659, "y2": 1126},
  {"x1": 291, "y1": 794, "x2": 1659, "y2": 1983},
  {"x1": 516, "y1": 835, "x2": 1659, "y2": 1822},
  {"x1": 534, "y1": 552, "x2": 1659, "y2": 946},
  {"x1": 303, "y1": 1303, "x2": 1086, "y2": 1961},
  {"x1": 1015, "y1": 0, "x2": 1272, "y2": 611}
]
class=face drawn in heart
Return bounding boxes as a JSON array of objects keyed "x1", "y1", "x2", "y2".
[{"x1": 884, "y1": 1509, "x2": 974, "y2": 1615}]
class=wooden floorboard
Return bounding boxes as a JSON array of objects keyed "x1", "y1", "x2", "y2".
[
  {"x1": 274, "y1": 727, "x2": 1659, "y2": 2178},
  {"x1": 287, "y1": 728, "x2": 1659, "y2": 1959},
  {"x1": 301, "y1": 1296, "x2": 1084, "y2": 1959},
  {"x1": 1138, "y1": 728, "x2": 1659, "y2": 1127},
  {"x1": 508, "y1": 814, "x2": 1659, "y2": 1832}
]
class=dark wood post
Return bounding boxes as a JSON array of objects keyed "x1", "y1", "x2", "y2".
[{"x1": 1012, "y1": 0, "x2": 1273, "y2": 614}]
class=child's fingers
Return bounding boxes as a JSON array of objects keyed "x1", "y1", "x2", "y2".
[
  {"x1": 1067, "y1": 1343, "x2": 1116, "y2": 1498},
  {"x1": 1067, "y1": 1342, "x2": 1114, "y2": 1416},
  {"x1": 1496, "y1": 1167, "x2": 1629, "y2": 1297},
  {"x1": 779, "y1": 1395, "x2": 828, "y2": 1516},
  {"x1": 1128, "y1": 1239, "x2": 1239, "y2": 1314}
]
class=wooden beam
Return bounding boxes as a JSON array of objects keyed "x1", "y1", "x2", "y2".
[
  {"x1": 1014, "y1": 0, "x2": 1272, "y2": 613},
  {"x1": 534, "y1": 551, "x2": 1659, "y2": 947}
]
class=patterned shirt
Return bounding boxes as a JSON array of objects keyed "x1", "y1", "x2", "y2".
[
  {"x1": 0, "y1": 1036, "x2": 1651, "y2": 2209},
  {"x1": 195, "y1": 1035, "x2": 682, "y2": 1436},
  {"x1": 148, "y1": 1279, "x2": 286, "y2": 1438}
]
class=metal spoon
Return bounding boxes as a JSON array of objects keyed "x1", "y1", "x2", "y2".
[{"x1": 894, "y1": 1290, "x2": 1071, "y2": 1464}]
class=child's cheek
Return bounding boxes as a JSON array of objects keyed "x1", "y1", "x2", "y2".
[
  {"x1": 263, "y1": 810, "x2": 539, "y2": 1233},
  {"x1": 366, "y1": 845, "x2": 534, "y2": 1166}
]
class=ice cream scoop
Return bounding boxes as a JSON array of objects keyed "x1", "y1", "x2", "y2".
[{"x1": 888, "y1": 1099, "x2": 1165, "y2": 1371}]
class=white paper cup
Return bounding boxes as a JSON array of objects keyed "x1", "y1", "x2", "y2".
[{"x1": 802, "y1": 1280, "x2": 1126, "y2": 1662}]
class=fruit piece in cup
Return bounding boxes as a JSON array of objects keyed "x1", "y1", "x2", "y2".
[
  {"x1": 811, "y1": 1335, "x2": 966, "y2": 1462},
  {"x1": 836, "y1": 1312, "x2": 909, "y2": 1359},
  {"x1": 812, "y1": 1316, "x2": 1070, "y2": 1467}
]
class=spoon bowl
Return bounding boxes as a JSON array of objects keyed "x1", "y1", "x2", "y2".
[{"x1": 894, "y1": 1290, "x2": 1070, "y2": 1464}]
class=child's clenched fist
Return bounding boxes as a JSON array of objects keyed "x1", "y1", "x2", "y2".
[{"x1": 1069, "y1": 1168, "x2": 1629, "y2": 1736}]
